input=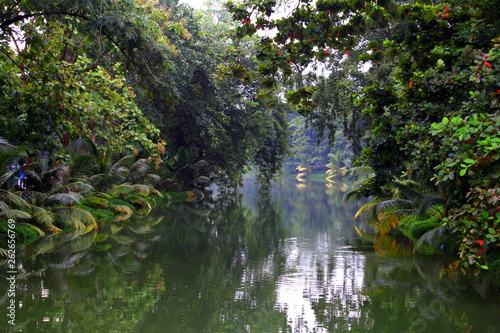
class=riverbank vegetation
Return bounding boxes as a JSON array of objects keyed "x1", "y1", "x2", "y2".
[
  {"x1": 1, "y1": 0, "x2": 499, "y2": 275},
  {"x1": 0, "y1": 0, "x2": 290, "y2": 250},
  {"x1": 228, "y1": 0, "x2": 500, "y2": 274}
]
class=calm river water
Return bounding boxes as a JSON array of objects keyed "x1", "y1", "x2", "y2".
[{"x1": 2, "y1": 178, "x2": 500, "y2": 332}]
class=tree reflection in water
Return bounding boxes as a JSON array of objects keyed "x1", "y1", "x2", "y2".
[{"x1": 1, "y1": 179, "x2": 499, "y2": 332}]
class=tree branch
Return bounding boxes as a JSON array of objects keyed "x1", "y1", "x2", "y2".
[{"x1": 0, "y1": 12, "x2": 89, "y2": 31}]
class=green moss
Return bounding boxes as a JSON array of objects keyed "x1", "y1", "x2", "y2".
[
  {"x1": 0, "y1": 220, "x2": 41, "y2": 247},
  {"x1": 399, "y1": 215, "x2": 442, "y2": 240},
  {"x1": 398, "y1": 215, "x2": 455, "y2": 255},
  {"x1": 82, "y1": 196, "x2": 109, "y2": 208},
  {"x1": 74, "y1": 204, "x2": 115, "y2": 221}
]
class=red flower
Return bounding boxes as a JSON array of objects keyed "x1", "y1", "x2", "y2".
[
  {"x1": 345, "y1": 50, "x2": 350, "y2": 55},
  {"x1": 323, "y1": 49, "x2": 329, "y2": 54},
  {"x1": 485, "y1": 61, "x2": 491, "y2": 68},
  {"x1": 444, "y1": 6, "x2": 449, "y2": 11},
  {"x1": 409, "y1": 81, "x2": 413, "y2": 88},
  {"x1": 477, "y1": 239, "x2": 485, "y2": 245}
]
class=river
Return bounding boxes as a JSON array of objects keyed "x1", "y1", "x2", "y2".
[{"x1": 1, "y1": 178, "x2": 499, "y2": 332}]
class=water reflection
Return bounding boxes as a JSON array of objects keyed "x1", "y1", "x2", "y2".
[{"x1": 1, "y1": 179, "x2": 500, "y2": 332}]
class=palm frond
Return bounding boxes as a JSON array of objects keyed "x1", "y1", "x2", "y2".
[
  {"x1": 354, "y1": 199, "x2": 382, "y2": 221},
  {"x1": 53, "y1": 230, "x2": 97, "y2": 253},
  {"x1": 150, "y1": 188, "x2": 163, "y2": 198},
  {"x1": 20, "y1": 169, "x2": 42, "y2": 186},
  {"x1": 0, "y1": 248, "x2": 10, "y2": 259},
  {"x1": 128, "y1": 158, "x2": 149, "y2": 180},
  {"x1": 0, "y1": 138, "x2": 14, "y2": 153},
  {"x1": 353, "y1": 225, "x2": 377, "y2": 242},
  {"x1": 70, "y1": 154, "x2": 98, "y2": 177},
  {"x1": 418, "y1": 195, "x2": 447, "y2": 216},
  {"x1": 355, "y1": 199, "x2": 416, "y2": 232},
  {"x1": 16, "y1": 222, "x2": 46, "y2": 237},
  {"x1": 133, "y1": 173, "x2": 161, "y2": 184},
  {"x1": 53, "y1": 207, "x2": 97, "y2": 231},
  {"x1": 32, "y1": 207, "x2": 55, "y2": 227},
  {"x1": 41, "y1": 165, "x2": 70, "y2": 187},
  {"x1": 44, "y1": 192, "x2": 84, "y2": 206},
  {"x1": 17, "y1": 191, "x2": 47, "y2": 205},
  {"x1": 377, "y1": 209, "x2": 415, "y2": 234},
  {"x1": 83, "y1": 196, "x2": 109, "y2": 208},
  {"x1": 109, "y1": 184, "x2": 135, "y2": 198},
  {"x1": 109, "y1": 154, "x2": 136, "y2": 174},
  {"x1": 67, "y1": 138, "x2": 99, "y2": 157},
  {"x1": 0, "y1": 189, "x2": 31, "y2": 209},
  {"x1": 191, "y1": 159, "x2": 208, "y2": 171},
  {"x1": 344, "y1": 166, "x2": 375, "y2": 179},
  {"x1": 51, "y1": 182, "x2": 94, "y2": 194},
  {"x1": 343, "y1": 186, "x2": 368, "y2": 202},
  {"x1": 109, "y1": 234, "x2": 134, "y2": 245},
  {"x1": 111, "y1": 204, "x2": 134, "y2": 221},
  {"x1": 190, "y1": 176, "x2": 211, "y2": 186},
  {"x1": 388, "y1": 180, "x2": 424, "y2": 201},
  {"x1": 87, "y1": 173, "x2": 112, "y2": 187},
  {"x1": 372, "y1": 199, "x2": 415, "y2": 214},
  {"x1": 10, "y1": 209, "x2": 32, "y2": 219},
  {"x1": 414, "y1": 223, "x2": 448, "y2": 250},
  {"x1": 109, "y1": 168, "x2": 130, "y2": 185},
  {"x1": 132, "y1": 184, "x2": 152, "y2": 196},
  {"x1": 31, "y1": 207, "x2": 57, "y2": 231},
  {"x1": 0, "y1": 201, "x2": 14, "y2": 219},
  {"x1": 125, "y1": 196, "x2": 151, "y2": 212}
]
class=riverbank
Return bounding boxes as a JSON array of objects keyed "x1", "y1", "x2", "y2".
[{"x1": 0, "y1": 190, "x2": 203, "y2": 252}]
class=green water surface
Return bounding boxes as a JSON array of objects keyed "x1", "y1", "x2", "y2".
[{"x1": 1, "y1": 179, "x2": 499, "y2": 332}]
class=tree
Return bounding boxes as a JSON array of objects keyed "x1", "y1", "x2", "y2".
[
  {"x1": 0, "y1": 0, "x2": 181, "y2": 161},
  {"x1": 226, "y1": 0, "x2": 500, "y2": 270},
  {"x1": 141, "y1": 0, "x2": 290, "y2": 190}
]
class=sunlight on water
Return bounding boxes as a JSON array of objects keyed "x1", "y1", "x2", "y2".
[{"x1": 273, "y1": 235, "x2": 370, "y2": 332}]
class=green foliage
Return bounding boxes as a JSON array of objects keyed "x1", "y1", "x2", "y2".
[
  {"x1": 226, "y1": 0, "x2": 500, "y2": 272},
  {"x1": 108, "y1": 198, "x2": 137, "y2": 212},
  {"x1": 399, "y1": 215, "x2": 442, "y2": 241},
  {"x1": 0, "y1": 219, "x2": 41, "y2": 246},
  {"x1": 165, "y1": 191, "x2": 189, "y2": 203},
  {"x1": 0, "y1": 19, "x2": 163, "y2": 159}
]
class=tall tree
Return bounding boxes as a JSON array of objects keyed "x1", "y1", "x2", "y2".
[
  {"x1": 144, "y1": 0, "x2": 290, "y2": 189},
  {"x1": 227, "y1": 0, "x2": 500, "y2": 270},
  {"x1": 0, "y1": 0, "x2": 183, "y2": 160}
]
